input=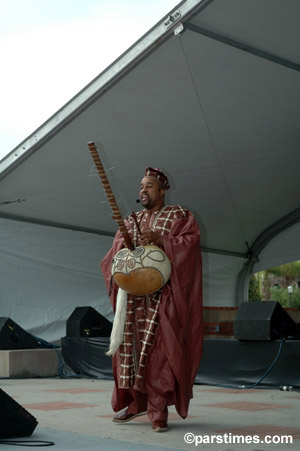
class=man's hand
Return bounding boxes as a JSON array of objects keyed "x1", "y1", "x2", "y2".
[
  {"x1": 139, "y1": 229, "x2": 163, "y2": 246},
  {"x1": 121, "y1": 229, "x2": 133, "y2": 248}
]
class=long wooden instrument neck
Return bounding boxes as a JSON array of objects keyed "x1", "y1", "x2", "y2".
[{"x1": 88, "y1": 141, "x2": 134, "y2": 251}]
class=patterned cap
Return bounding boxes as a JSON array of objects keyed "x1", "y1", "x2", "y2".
[{"x1": 144, "y1": 167, "x2": 170, "y2": 190}]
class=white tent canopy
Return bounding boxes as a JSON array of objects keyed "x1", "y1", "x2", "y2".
[{"x1": 1, "y1": 0, "x2": 299, "y2": 342}]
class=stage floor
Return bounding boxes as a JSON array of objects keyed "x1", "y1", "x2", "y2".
[{"x1": 1, "y1": 377, "x2": 300, "y2": 451}]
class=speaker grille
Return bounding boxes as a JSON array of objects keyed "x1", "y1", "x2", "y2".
[
  {"x1": 66, "y1": 307, "x2": 112, "y2": 338},
  {"x1": 234, "y1": 301, "x2": 300, "y2": 341},
  {"x1": 0, "y1": 389, "x2": 38, "y2": 438},
  {"x1": 0, "y1": 318, "x2": 39, "y2": 350}
]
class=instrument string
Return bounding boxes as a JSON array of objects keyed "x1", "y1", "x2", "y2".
[
  {"x1": 178, "y1": 35, "x2": 248, "y2": 250},
  {"x1": 87, "y1": 142, "x2": 134, "y2": 250},
  {"x1": 88, "y1": 162, "x2": 132, "y2": 221}
]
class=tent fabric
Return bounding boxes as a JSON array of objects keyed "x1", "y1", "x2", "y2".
[
  {"x1": 0, "y1": 218, "x2": 114, "y2": 342},
  {"x1": 253, "y1": 222, "x2": 300, "y2": 273},
  {"x1": 0, "y1": 219, "x2": 245, "y2": 342}
]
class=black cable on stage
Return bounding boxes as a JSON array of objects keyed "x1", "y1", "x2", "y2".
[
  {"x1": 29, "y1": 334, "x2": 105, "y2": 380},
  {"x1": 30, "y1": 334, "x2": 64, "y2": 377},
  {"x1": 0, "y1": 334, "x2": 101, "y2": 381},
  {"x1": 210, "y1": 337, "x2": 287, "y2": 390},
  {"x1": 0, "y1": 440, "x2": 54, "y2": 447}
]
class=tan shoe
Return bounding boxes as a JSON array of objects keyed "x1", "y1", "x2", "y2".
[
  {"x1": 152, "y1": 420, "x2": 168, "y2": 432},
  {"x1": 112, "y1": 408, "x2": 147, "y2": 423}
]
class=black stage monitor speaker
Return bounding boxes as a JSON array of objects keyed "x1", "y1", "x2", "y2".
[
  {"x1": 0, "y1": 388, "x2": 38, "y2": 438},
  {"x1": 234, "y1": 301, "x2": 300, "y2": 341},
  {"x1": 0, "y1": 318, "x2": 39, "y2": 350},
  {"x1": 66, "y1": 306, "x2": 112, "y2": 338}
]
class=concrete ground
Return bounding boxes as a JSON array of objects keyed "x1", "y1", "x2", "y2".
[{"x1": 0, "y1": 377, "x2": 299, "y2": 451}]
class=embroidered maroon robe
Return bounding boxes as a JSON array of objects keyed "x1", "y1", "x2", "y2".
[{"x1": 101, "y1": 205, "x2": 203, "y2": 418}]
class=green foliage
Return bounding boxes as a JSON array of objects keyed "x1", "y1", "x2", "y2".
[
  {"x1": 248, "y1": 275, "x2": 262, "y2": 301},
  {"x1": 267, "y1": 261, "x2": 300, "y2": 286},
  {"x1": 262, "y1": 273, "x2": 271, "y2": 300},
  {"x1": 251, "y1": 261, "x2": 300, "y2": 307},
  {"x1": 270, "y1": 286, "x2": 300, "y2": 308}
]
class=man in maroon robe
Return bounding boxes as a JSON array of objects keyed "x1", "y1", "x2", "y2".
[{"x1": 101, "y1": 167, "x2": 203, "y2": 432}]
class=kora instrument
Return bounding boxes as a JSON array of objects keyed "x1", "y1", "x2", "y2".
[{"x1": 88, "y1": 142, "x2": 171, "y2": 295}]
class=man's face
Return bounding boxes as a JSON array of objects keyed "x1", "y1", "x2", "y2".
[{"x1": 139, "y1": 176, "x2": 165, "y2": 210}]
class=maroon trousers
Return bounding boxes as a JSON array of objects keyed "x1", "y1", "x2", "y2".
[{"x1": 126, "y1": 388, "x2": 168, "y2": 422}]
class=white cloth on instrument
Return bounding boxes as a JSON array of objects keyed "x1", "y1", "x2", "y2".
[{"x1": 106, "y1": 287, "x2": 127, "y2": 356}]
